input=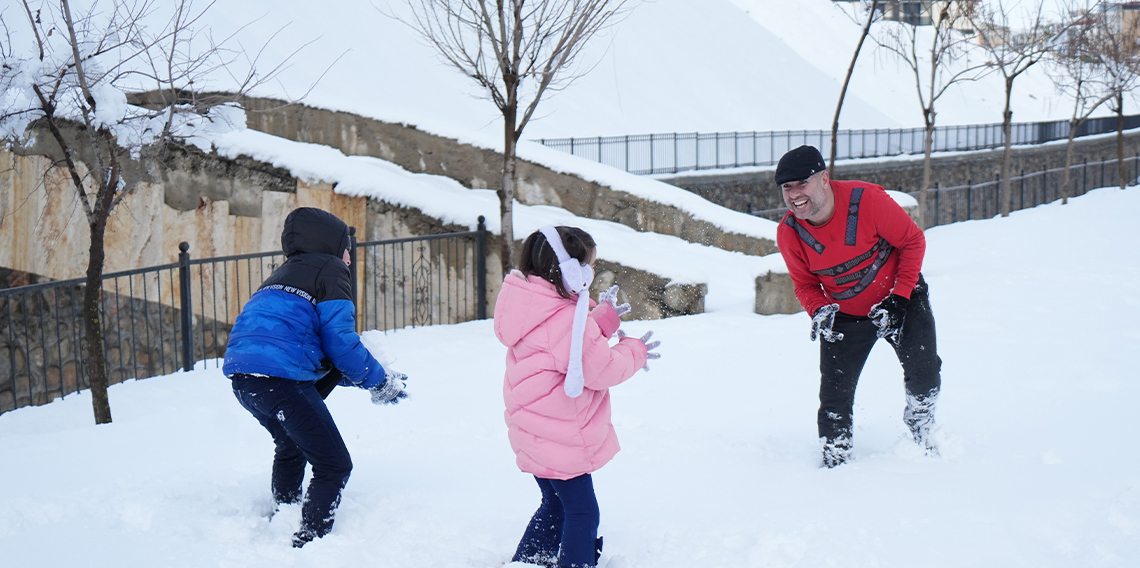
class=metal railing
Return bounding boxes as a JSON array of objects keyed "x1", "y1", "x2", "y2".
[
  {"x1": 752, "y1": 154, "x2": 1140, "y2": 227},
  {"x1": 0, "y1": 219, "x2": 488, "y2": 415},
  {"x1": 537, "y1": 114, "x2": 1140, "y2": 176}
]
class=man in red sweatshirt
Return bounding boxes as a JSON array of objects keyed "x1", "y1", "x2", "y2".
[{"x1": 774, "y1": 145, "x2": 941, "y2": 468}]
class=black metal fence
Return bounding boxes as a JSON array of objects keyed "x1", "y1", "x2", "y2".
[
  {"x1": 537, "y1": 115, "x2": 1140, "y2": 176},
  {"x1": 0, "y1": 220, "x2": 487, "y2": 415},
  {"x1": 752, "y1": 155, "x2": 1140, "y2": 227}
]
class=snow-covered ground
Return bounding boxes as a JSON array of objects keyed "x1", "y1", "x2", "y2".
[{"x1": 3, "y1": 186, "x2": 1138, "y2": 567}]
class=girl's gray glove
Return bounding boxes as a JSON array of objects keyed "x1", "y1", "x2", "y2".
[
  {"x1": 598, "y1": 285, "x2": 631, "y2": 317},
  {"x1": 617, "y1": 329, "x2": 660, "y2": 371},
  {"x1": 370, "y1": 369, "x2": 408, "y2": 405}
]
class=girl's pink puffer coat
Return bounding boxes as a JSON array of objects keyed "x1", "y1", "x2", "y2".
[{"x1": 494, "y1": 270, "x2": 648, "y2": 480}]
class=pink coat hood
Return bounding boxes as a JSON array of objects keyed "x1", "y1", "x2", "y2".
[{"x1": 494, "y1": 270, "x2": 648, "y2": 480}]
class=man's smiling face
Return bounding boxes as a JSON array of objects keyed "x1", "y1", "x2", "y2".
[{"x1": 781, "y1": 170, "x2": 835, "y2": 226}]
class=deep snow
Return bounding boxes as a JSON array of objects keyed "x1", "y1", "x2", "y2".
[{"x1": 2, "y1": 186, "x2": 1139, "y2": 567}]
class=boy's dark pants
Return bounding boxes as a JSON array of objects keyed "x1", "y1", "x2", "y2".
[
  {"x1": 818, "y1": 276, "x2": 942, "y2": 444},
  {"x1": 513, "y1": 474, "x2": 600, "y2": 568},
  {"x1": 232, "y1": 374, "x2": 353, "y2": 540}
]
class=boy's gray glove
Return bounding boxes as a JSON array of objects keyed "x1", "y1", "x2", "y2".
[
  {"x1": 370, "y1": 369, "x2": 408, "y2": 405},
  {"x1": 617, "y1": 329, "x2": 661, "y2": 371},
  {"x1": 811, "y1": 304, "x2": 844, "y2": 343},
  {"x1": 598, "y1": 284, "x2": 631, "y2": 317}
]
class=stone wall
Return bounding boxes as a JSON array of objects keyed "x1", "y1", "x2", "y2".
[
  {"x1": 2, "y1": 141, "x2": 704, "y2": 324},
  {"x1": 660, "y1": 129, "x2": 1140, "y2": 215},
  {"x1": 236, "y1": 97, "x2": 776, "y2": 256}
]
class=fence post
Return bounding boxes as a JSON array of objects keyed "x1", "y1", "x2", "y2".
[
  {"x1": 966, "y1": 179, "x2": 972, "y2": 220},
  {"x1": 994, "y1": 173, "x2": 1000, "y2": 217},
  {"x1": 1020, "y1": 170, "x2": 1025, "y2": 210},
  {"x1": 348, "y1": 227, "x2": 358, "y2": 306},
  {"x1": 624, "y1": 135, "x2": 629, "y2": 172},
  {"x1": 934, "y1": 182, "x2": 940, "y2": 226},
  {"x1": 715, "y1": 133, "x2": 721, "y2": 168},
  {"x1": 1045, "y1": 161, "x2": 1051, "y2": 203},
  {"x1": 650, "y1": 134, "x2": 656, "y2": 173},
  {"x1": 476, "y1": 216, "x2": 487, "y2": 320},
  {"x1": 178, "y1": 242, "x2": 194, "y2": 373},
  {"x1": 734, "y1": 131, "x2": 743, "y2": 168},
  {"x1": 1082, "y1": 159, "x2": 1087, "y2": 196}
]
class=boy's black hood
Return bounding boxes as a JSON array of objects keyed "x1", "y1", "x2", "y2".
[{"x1": 281, "y1": 208, "x2": 350, "y2": 258}]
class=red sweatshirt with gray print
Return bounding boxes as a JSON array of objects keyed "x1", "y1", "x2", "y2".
[{"x1": 776, "y1": 180, "x2": 925, "y2": 318}]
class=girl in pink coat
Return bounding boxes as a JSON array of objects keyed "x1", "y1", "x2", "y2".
[{"x1": 494, "y1": 226, "x2": 659, "y2": 568}]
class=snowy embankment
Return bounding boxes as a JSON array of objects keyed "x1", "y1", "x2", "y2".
[
  {"x1": 211, "y1": 127, "x2": 783, "y2": 311},
  {"x1": 2, "y1": 187, "x2": 1139, "y2": 567}
]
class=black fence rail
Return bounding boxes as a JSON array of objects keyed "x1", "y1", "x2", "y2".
[
  {"x1": 0, "y1": 220, "x2": 487, "y2": 415},
  {"x1": 537, "y1": 115, "x2": 1140, "y2": 176},
  {"x1": 752, "y1": 155, "x2": 1140, "y2": 227}
]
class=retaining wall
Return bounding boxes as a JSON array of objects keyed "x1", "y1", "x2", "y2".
[{"x1": 233, "y1": 97, "x2": 776, "y2": 256}]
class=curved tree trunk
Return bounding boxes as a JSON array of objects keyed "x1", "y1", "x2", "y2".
[
  {"x1": 1061, "y1": 121, "x2": 1079, "y2": 205},
  {"x1": 829, "y1": 0, "x2": 879, "y2": 176},
  {"x1": 84, "y1": 214, "x2": 112, "y2": 425},
  {"x1": 920, "y1": 118, "x2": 935, "y2": 229},
  {"x1": 1117, "y1": 94, "x2": 1127, "y2": 189},
  {"x1": 1000, "y1": 78, "x2": 1014, "y2": 217},
  {"x1": 499, "y1": 104, "x2": 518, "y2": 275}
]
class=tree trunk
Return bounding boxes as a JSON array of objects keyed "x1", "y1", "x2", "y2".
[
  {"x1": 920, "y1": 118, "x2": 934, "y2": 229},
  {"x1": 84, "y1": 211, "x2": 112, "y2": 425},
  {"x1": 1061, "y1": 120, "x2": 1078, "y2": 205},
  {"x1": 1117, "y1": 93, "x2": 1127, "y2": 189},
  {"x1": 829, "y1": 0, "x2": 878, "y2": 175},
  {"x1": 1000, "y1": 80, "x2": 1014, "y2": 217},
  {"x1": 499, "y1": 104, "x2": 518, "y2": 275}
]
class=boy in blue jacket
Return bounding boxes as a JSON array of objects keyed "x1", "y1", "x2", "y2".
[{"x1": 224, "y1": 207, "x2": 407, "y2": 548}]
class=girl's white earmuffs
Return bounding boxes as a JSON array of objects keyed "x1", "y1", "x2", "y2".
[{"x1": 537, "y1": 225, "x2": 593, "y2": 398}]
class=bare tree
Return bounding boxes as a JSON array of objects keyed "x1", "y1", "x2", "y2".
[
  {"x1": 401, "y1": 0, "x2": 632, "y2": 273},
  {"x1": 1048, "y1": 1, "x2": 1115, "y2": 204},
  {"x1": 875, "y1": 1, "x2": 990, "y2": 228},
  {"x1": 1085, "y1": 1, "x2": 1140, "y2": 190},
  {"x1": 830, "y1": 0, "x2": 882, "y2": 176},
  {"x1": 970, "y1": 0, "x2": 1061, "y2": 216},
  {"x1": 1, "y1": 0, "x2": 282, "y2": 424}
]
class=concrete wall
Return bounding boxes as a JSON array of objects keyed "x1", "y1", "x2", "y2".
[
  {"x1": 238, "y1": 97, "x2": 776, "y2": 256},
  {"x1": 660, "y1": 129, "x2": 1140, "y2": 215}
]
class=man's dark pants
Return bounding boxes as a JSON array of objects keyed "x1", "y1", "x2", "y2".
[
  {"x1": 818, "y1": 275, "x2": 942, "y2": 444},
  {"x1": 232, "y1": 374, "x2": 352, "y2": 540}
]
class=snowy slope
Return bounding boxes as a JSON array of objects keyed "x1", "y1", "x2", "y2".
[
  {"x1": 189, "y1": 0, "x2": 896, "y2": 137},
  {"x1": 3, "y1": 186, "x2": 1138, "y2": 567},
  {"x1": 118, "y1": 0, "x2": 1089, "y2": 142},
  {"x1": 730, "y1": 0, "x2": 1078, "y2": 127}
]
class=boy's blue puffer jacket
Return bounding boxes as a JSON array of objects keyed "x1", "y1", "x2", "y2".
[{"x1": 222, "y1": 208, "x2": 385, "y2": 389}]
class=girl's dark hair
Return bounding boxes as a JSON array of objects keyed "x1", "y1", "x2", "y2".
[{"x1": 518, "y1": 226, "x2": 596, "y2": 299}]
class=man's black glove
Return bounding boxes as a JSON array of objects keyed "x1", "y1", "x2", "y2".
[
  {"x1": 869, "y1": 294, "x2": 909, "y2": 345},
  {"x1": 810, "y1": 303, "x2": 844, "y2": 343}
]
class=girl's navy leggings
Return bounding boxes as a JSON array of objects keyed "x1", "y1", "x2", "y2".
[{"x1": 513, "y1": 474, "x2": 600, "y2": 568}]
